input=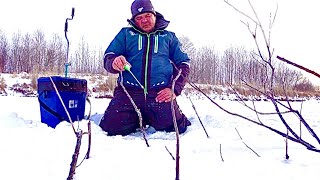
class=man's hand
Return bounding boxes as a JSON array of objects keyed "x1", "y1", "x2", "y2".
[
  {"x1": 112, "y1": 55, "x2": 131, "y2": 71},
  {"x1": 156, "y1": 88, "x2": 176, "y2": 103}
]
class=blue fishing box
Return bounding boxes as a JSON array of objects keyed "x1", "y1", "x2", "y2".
[{"x1": 37, "y1": 76, "x2": 87, "y2": 128}]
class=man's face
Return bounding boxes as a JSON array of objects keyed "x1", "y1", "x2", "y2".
[{"x1": 134, "y1": 12, "x2": 156, "y2": 33}]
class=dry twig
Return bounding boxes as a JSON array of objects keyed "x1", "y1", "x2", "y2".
[
  {"x1": 171, "y1": 69, "x2": 182, "y2": 180},
  {"x1": 220, "y1": 144, "x2": 224, "y2": 162},
  {"x1": 165, "y1": 146, "x2": 175, "y2": 160},
  {"x1": 67, "y1": 131, "x2": 83, "y2": 180},
  {"x1": 276, "y1": 56, "x2": 320, "y2": 78},
  {"x1": 189, "y1": 97, "x2": 210, "y2": 138},
  {"x1": 119, "y1": 72, "x2": 150, "y2": 147},
  {"x1": 235, "y1": 128, "x2": 260, "y2": 157}
]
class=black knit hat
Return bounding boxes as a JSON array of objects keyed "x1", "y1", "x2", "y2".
[{"x1": 131, "y1": 0, "x2": 156, "y2": 19}]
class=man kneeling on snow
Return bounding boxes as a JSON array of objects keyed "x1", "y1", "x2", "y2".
[{"x1": 99, "y1": 0, "x2": 191, "y2": 136}]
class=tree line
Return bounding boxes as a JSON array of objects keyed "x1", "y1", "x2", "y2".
[
  {"x1": 0, "y1": 30, "x2": 105, "y2": 75},
  {"x1": 0, "y1": 29, "x2": 315, "y2": 92}
]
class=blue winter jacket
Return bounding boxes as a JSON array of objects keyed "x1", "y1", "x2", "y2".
[{"x1": 104, "y1": 12, "x2": 190, "y2": 96}]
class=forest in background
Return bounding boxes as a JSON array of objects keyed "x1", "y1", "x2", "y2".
[{"x1": 0, "y1": 29, "x2": 318, "y2": 97}]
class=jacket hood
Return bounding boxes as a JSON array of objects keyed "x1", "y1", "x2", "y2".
[{"x1": 127, "y1": 11, "x2": 170, "y2": 33}]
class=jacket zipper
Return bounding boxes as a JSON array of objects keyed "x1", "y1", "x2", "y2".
[
  {"x1": 144, "y1": 34, "x2": 151, "y2": 96},
  {"x1": 131, "y1": 27, "x2": 163, "y2": 95}
]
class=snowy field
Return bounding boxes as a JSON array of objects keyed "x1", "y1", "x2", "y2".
[{"x1": 0, "y1": 94, "x2": 319, "y2": 180}]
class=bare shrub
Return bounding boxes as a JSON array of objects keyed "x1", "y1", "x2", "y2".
[
  {"x1": 212, "y1": 86, "x2": 224, "y2": 95},
  {"x1": 89, "y1": 75, "x2": 98, "y2": 84},
  {"x1": 106, "y1": 75, "x2": 118, "y2": 91},
  {"x1": 9, "y1": 73, "x2": 19, "y2": 78},
  {"x1": 31, "y1": 73, "x2": 38, "y2": 90},
  {"x1": 90, "y1": 75, "x2": 117, "y2": 98},
  {"x1": 94, "y1": 81, "x2": 111, "y2": 93},
  {"x1": 88, "y1": 74, "x2": 105, "y2": 84},
  {"x1": 0, "y1": 76, "x2": 7, "y2": 95},
  {"x1": 19, "y1": 72, "x2": 30, "y2": 79},
  {"x1": 9, "y1": 83, "x2": 36, "y2": 96},
  {"x1": 222, "y1": 0, "x2": 320, "y2": 154},
  {"x1": 232, "y1": 85, "x2": 259, "y2": 97},
  {"x1": 294, "y1": 78, "x2": 315, "y2": 92}
]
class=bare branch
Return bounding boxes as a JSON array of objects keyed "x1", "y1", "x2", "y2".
[
  {"x1": 171, "y1": 69, "x2": 182, "y2": 180},
  {"x1": 189, "y1": 81, "x2": 319, "y2": 151},
  {"x1": 189, "y1": 97, "x2": 210, "y2": 138},
  {"x1": 228, "y1": 82, "x2": 292, "y2": 115},
  {"x1": 165, "y1": 146, "x2": 175, "y2": 160},
  {"x1": 235, "y1": 128, "x2": 260, "y2": 157},
  {"x1": 224, "y1": 0, "x2": 259, "y2": 24},
  {"x1": 119, "y1": 72, "x2": 150, "y2": 147},
  {"x1": 220, "y1": 144, "x2": 224, "y2": 162},
  {"x1": 276, "y1": 56, "x2": 320, "y2": 78},
  {"x1": 67, "y1": 131, "x2": 83, "y2": 180}
]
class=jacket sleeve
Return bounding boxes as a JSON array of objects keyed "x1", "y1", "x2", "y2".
[
  {"x1": 104, "y1": 53, "x2": 118, "y2": 73},
  {"x1": 103, "y1": 28, "x2": 127, "y2": 74},
  {"x1": 168, "y1": 32, "x2": 191, "y2": 96},
  {"x1": 172, "y1": 63, "x2": 190, "y2": 96}
]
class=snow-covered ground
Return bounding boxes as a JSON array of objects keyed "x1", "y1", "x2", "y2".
[{"x1": 0, "y1": 88, "x2": 320, "y2": 179}]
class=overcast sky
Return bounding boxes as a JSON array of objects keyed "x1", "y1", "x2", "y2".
[{"x1": 1, "y1": 0, "x2": 319, "y2": 85}]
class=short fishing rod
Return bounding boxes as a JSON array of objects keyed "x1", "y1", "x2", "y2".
[{"x1": 124, "y1": 64, "x2": 145, "y2": 90}]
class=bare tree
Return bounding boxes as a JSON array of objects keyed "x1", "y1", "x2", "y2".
[
  {"x1": 96, "y1": 47, "x2": 106, "y2": 74},
  {"x1": 72, "y1": 36, "x2": 90, "y2": 73},
  {"x1": 274, "y1": 62, "x2": 303, "y2": 91},
  {"x1": 178, "y1": 36, "x2": 196, "y2": 57},
  {"x1": 46, "y1": 34, "x2": 65, "y2": 73},
  {"x1": 31, "y1": 30, "x2": 47, "y2": 74},
  {"x1": 21, "y1": 33, "x2": 33, "y2": 73},
  {"x1": 190, "y1": 46, "x2": 218, "y2": 84},
  {"x1": 221, "y1": 0, "x2": 320, "y2": 153},
  {"x1": 11, "y1": 32, "x2": 24, "y2": 73},
  {"x1": 0, "y1": 30, "x2": 9, "y2": 73},
  {"x1": 89, "y1": 48, "x2": 105, "y2": 74}
]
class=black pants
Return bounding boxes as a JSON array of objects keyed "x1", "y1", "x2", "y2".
[{"x1": 99, "y1": 87, "x2": 191, "y2": 136}]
